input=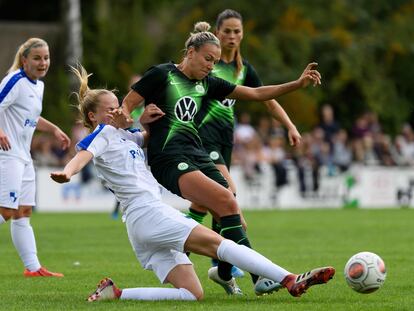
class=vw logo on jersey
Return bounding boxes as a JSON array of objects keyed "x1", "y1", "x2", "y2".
[
  {"x1": 175, "y1": 96, "x2": 198, "y2": 123},
  {"x1": 219, "y1": 98, "x2": 236, "y2": 108},
  {"x1": 210, "y1": 151, "x2": 220, "y2": 161},
  {"x1": 177, "y1": 162, "x2": 189, "y2": 170},
  {"x1": 195, "y1": 84, "x2": 205, "y2": 94}
]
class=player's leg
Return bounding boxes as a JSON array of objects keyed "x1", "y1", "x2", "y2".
[
  {"x1": 185, "y1": 224, "x2": 335, "y2": 297},
  {"x1": 88, "y1": 207, "x2": 202, "y2": 302},
  {"x1": 87, "y1": 264, "x2": 200, "y2": 302},
  {"x1": 0, "y1": 157, "x2": 20, "y2": 224},
  {"x1": 10, "y1": 161, "x2": 63, "y2": 277}
]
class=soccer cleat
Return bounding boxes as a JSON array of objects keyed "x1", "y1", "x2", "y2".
[
  {"x1": 23, "y1": 267, "x2": 64, "y2": 277},
  {"x1": 87, "y1": 277, "x2": 122, "y2": 302},
  {"x1": 254, "y1": 277, "x2": 283, "y2": 296},
  {"x1": 208, "y1": 267, "x2": 243, "y2": 295},
  {"x1": 282, "y1": 266, "x2": 335, "y2": 297}
]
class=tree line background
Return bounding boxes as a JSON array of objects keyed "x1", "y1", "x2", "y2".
[{"x1": 1, "y1": 0, "x2": 414, "y2": 134}]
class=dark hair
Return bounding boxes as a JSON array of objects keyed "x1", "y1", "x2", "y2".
[{"x1": 216, "y1": 9, "x2": 243, "y2": 77}]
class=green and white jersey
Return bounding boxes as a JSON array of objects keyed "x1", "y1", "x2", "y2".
[
  {"x1": 196, "y1": 59, "x2": 262, "y2": 147},
  {"x1": 131, "y1": 62, "x2": 236, "y2": 165}
]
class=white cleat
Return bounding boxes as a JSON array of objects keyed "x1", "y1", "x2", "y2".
[{"x1": 208, "y1": 267, "x2": 243, "y2": 295}]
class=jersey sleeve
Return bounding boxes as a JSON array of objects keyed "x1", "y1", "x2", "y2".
[
  {"x1": 0, "y1": 77, "x2": 20, "y2": 113},
  {"x1": 119, "y1": 128, "x2": 144, "y2": 147},
  {"x1": 131, "y1": 66, "x2": 167, "y2": 100},
  {"x1": 76, "y1": 124, "x2": 110, "y2": 157},
  {"x1": 206, "y1": 76, "x2": 237, "y2": 101},
  {"x1": 244, "y1": 62, "x2": 263, "y2": 87}
]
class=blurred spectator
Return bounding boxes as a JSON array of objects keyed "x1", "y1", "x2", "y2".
[
  {"x1": 240, "y1": 134, "x2": 265, "y2": 185},
  {"x1": 394, "y1": 123, "x2": 414, "y2": 166},
  {"x1": 264, "y1": 135, "x2": 288, "y2": 189},
  {"x1": 269, "y1": 119, "x2": 286, "y2": 139},
  {"x1": 293, "y1": 133, "x2": 320, "y2": 197},
  {"x1": 351, "y1": 115, "x2": 371, "y2": 139},
  {"x1": 332, "y1": 129, "x2": 352, "y2": 172},
  {"x1": 373, "y1": 133, "x2": 397, "y2": 166},
  {"x1": 31, "y1": 134, "x2": 60, "y2": 166},
  {"x1": 256, "y1": 116, "x2": 272, "y2": 146},
  {"x1": 234, "y1": 112, "x2": 255, "y2": 144},
  {"x1": 319, "y1": 104, "x2": 340, "y2": 144}
]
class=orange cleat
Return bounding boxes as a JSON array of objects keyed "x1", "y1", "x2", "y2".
[
  {"x1": 24, "y1": 267, "x2": 64, "y2": 277},
  {"x1": 282, "y1": 266, "x2": 335, "y2": 297}
]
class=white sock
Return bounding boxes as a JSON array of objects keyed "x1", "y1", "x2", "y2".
[
  {"x1": 120, "y1": 287, "x2": 196, "y2": 301},
  {"x1": 0, "y1": 214, "x2": 6, "y2": 225},
  {"x1": 217, "y1": 239, "x2": 291, "y2": 283},
  {"x1": 11, "y1": 217, "x2": 41, "y2": 271}
]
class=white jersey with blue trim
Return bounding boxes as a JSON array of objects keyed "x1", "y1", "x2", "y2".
[
  {"x1": 0, "y1": 69, "x2": 43, "y2": 162},
  {"x1": 77, "y1": 124, "x2": 162, "y2": 212}
]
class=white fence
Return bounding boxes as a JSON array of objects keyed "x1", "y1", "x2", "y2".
[{"x1": 36, "y1": 164, "x2": 414, "y2": 212}]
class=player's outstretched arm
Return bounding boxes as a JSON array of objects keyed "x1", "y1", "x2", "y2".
[
  {"x1": 50, "y1": 150, "x2": 93, "y2": 183},
  {"x1": 228, "y1": 62, "x2": 321, "y2": 102}
]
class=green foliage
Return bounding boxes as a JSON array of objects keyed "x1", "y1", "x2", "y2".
[{"x1": 73, "y1": 0, "x2": 414, "y2": 133}]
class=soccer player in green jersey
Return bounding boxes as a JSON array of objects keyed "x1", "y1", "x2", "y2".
[
  {"x1": 189, "y1": 9, "x2": 304, "y2": 287},
  {"x1": 122, "y1": 21, "x2": 321, "y2": 296}
]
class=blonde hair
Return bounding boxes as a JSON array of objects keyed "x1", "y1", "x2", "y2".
[
  {"x1": 8, "y1": 38, "x2": 48, "y2": 73},
  {"x1": 70, "y1": 65, "x2": 114, "y2": 130},
  {"x1": 184, "y1": 21, "x2": 220, "y2": 55},
  {"x1": 216, "y1": 9, "x2": 244, "y2": 77}
]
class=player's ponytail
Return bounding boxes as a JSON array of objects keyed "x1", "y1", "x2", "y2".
[{"x1": 70, "y1": 64, "x2": 113, "y2": 130}]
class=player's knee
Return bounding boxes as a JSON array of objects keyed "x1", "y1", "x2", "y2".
[
  {"x1": 192, "y1": 287, "x2": 204, "y2": 301},
  {"x1": 12, "y1": 206, "x2": 32, "y2": 219},
  {"x1": 0, "y1": 207, "x2": 13, "y2": 221},
  {"x1": 221, "y1": 191, "x2": 239, "y2": 214}
]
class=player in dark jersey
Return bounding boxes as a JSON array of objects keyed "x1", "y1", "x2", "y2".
[
  {"x1": 189, "y1": 9, "x2": 304, "y2": 284},
  {"x1": 122, "y1": 21, "x2": 321, "y2": 296}
]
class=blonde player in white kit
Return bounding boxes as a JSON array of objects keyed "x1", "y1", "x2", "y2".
[
  {"x1": 0, "y1": 38, "x2": 70, "y2": 277},
  {"x1": 51, "y1": 65, "x2": 335, "y2": 302}
]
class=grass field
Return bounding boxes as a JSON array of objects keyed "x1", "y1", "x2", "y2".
[{"x1": 0, "y1": 208, "x2": 412, "y2": 311}]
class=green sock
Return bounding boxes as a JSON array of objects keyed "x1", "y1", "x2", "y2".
[
  {"x1": 187, "y1": 208, "x2": 207, "y2": 224},
  {"x1": 218, "y1": 214, "x2": 258, "y2": 283},
  {"x1": 211, "y1": 219, "x2": 221, "y2": 266}
]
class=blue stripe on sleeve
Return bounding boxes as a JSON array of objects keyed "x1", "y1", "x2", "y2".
[
  {"x1": 0, "y1": 70, "x2": 25, "y2": 105},
  {"x1": 126, "y1": 128, "x2": 141, "y2": 133},
  {"x1": 76, "y1": 124, "x2": 106, "y2": 150}
]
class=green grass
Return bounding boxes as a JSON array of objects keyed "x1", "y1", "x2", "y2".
[{"x1": 0, "y1": 209, "x2": 413, "y2": 310}]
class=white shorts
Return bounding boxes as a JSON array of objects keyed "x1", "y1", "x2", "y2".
[
  {"x1": 0, "y1": 157, "x2": 36, "y2": 209},
  {"x1": 125, "y1": 201, "x2": 198, "y2": 283}
]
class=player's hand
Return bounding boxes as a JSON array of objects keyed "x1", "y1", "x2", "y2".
[
  {"x1": 111, "y1": 108, "x2": 134, "y2": 129},
  {"x1": 50, "y1": 171, "x2": 71, "y2": 183},
  {"x1": 53, "y1": 128, "x2": 71, "y2": 150},
  {"x1": 287, "y1": 126, "x2": 302, "y2": 147},
  {"x1": 0, "y1": 128, "x2": 11, "y2": 151},
  {"x1": 298, "y1": 62, "x2": 321, "y2": 88},
  {"x1": 140, "y1": 104, "x2": 165, "y2": 125}
]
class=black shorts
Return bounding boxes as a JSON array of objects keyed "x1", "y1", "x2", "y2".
[
  {"x1": 150, "y1": 153, "x2": 229, "y2": 197},
  {"x1": 202, "y1": 141, "x2": 233, "y2": 169}
]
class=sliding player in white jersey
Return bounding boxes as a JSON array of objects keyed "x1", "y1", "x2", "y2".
[
  {"x1": 51, "y1": 65, "x2": 334, "y2": 302},
  {"x1": 0, "y1": 38, "x2": 70, "y2": 277}
]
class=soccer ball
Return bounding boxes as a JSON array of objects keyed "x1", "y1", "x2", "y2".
[{"x1": 344, "y1": 251, "x2": 386, "y2": 293}]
